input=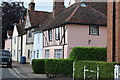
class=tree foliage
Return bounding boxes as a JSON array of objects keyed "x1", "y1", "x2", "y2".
[{"x1": 2, "y1": 1, "x2": 26, "y2": 48}]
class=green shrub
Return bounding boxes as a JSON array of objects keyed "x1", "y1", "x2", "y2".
[
  {"x1": 74, "y1": 61, "x2": 116, "y2": 80},
  {"x1": 45, "y1": 59, "x2": 73, "y2": 77},
  {"x1": 32, "y1": 59, "x2": 45, "y2": 74},
  {"x1": 70, "y1": 47, "x2": 107, "y2": 61}
]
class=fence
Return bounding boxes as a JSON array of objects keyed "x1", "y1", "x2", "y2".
[{"x1": 114, "y1": 64, "x2": 120, "y2": 80}]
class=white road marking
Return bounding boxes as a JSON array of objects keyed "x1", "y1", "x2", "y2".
[
  {"x1": 12, "y1": 68, "x2": 27, "y2": 79},
  {"x1": 0, "y1": 67, "x2": 2, "y2": 79},
  {"x1": 8, "y1": 68, "x2": 21, "y2": 78}
]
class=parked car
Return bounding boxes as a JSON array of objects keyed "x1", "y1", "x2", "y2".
[{"x1": 0, "y1": 50, "x2": 12, "y2": 68}]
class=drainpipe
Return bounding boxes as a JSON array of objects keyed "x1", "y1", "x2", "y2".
[
  {"x1": 63, "y1": 26, "x2": 66, "y2": 59},
  {"x1": 11, "y1": 37, "x2": 12, "y2": 57},
  {"x1": 112, "y1": 1, "x2": 116, "y2": 62},
  {"x1": 21, "y1": 35, "x2": 23, "y2": 57},
  {"x1": 16, "y1": 35, "x2": 19, "y2": 62}
]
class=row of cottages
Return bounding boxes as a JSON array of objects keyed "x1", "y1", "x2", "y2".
[
  {"x1": 5, "y1": 0, "x2": 107, "y2": 63},
  {"x1": 33, "y1": 1, "x2": 107, "y2": 59},
  {"x1": 4, "y1": 23, "x2": 25, "y2": 62},
  {"x1": 8, "y1": 1, "x2": 51, "y2": 63}
]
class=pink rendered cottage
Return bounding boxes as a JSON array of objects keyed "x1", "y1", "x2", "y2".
[{"x1": 39, "y1": 1, "x2": 107, "y2": 59}]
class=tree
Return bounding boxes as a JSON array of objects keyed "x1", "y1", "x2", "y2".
[{"x1": 2, "y1": 1, "x2": 26, "y2": 49}]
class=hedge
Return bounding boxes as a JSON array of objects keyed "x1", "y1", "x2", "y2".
[
  {"x1": 70, "y1": 47, "x2": 107, "y2": 61},
  {"x1": 32, "y1": 59, "x2": 45, "y2": 74},
  {"x1": 74, "y1": 61, "x2": 116, "y2": 80},
  {"x1": 45, "y1": 59, "x2": 73, "y2": 77}
]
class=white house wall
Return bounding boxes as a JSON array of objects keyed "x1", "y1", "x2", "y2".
[
  {"x1": 18, "y1": 36, "x2": 21, "y2": 62},
  {"x1": 22, "y1": 34, "x2": 26, "y2": 57},
  {"x1": 25, "y1": 10, "x2": 32, "y2": 29},
  {"x1": 12, "y1": 25, "x2": 19, "y2": 62},
  {"x1": 33, "y1": 32, "x2": 43, "y2": 60},
  {"x1": 12, "y1": 36, "x2": 18, "y2": 61},
  {"x1": 12, "y1": 25, "x2": 18, "y2": 37}
]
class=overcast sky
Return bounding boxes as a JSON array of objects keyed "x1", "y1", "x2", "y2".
[{"x1": 1, "y1": 0, "x2": 71, "y2": 12}]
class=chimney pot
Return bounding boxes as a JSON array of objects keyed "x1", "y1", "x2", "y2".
[{"x1": 29, "y1": 0, "x2": 35, "y2": 11}]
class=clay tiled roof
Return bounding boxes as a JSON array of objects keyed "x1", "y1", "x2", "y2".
[
  {"x1": 28, "y1": 10, "x2": 52, "y2": 27},
  {"x1": 40, "y1": 2, "x2": 107, "y2": 31},
  {"x1": 16, "y1": 24, "x2": 26, "y2": 36}
]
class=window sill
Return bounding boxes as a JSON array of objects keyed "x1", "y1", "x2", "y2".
[{"x1": 89, "y1": 34, "x2": 99, "y2": 36}]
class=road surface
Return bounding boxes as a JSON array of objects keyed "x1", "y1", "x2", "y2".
[{"x1": 1, "y1": 66, "x2": 25, "y2": 80}]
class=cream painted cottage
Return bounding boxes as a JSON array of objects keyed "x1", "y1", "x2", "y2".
[{"x1": 24, "y1": 1, "x2": 51, "y2": 63}]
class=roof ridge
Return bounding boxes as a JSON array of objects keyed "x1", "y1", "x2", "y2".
[
  {"x1": 65, "y1": 3, "x2": 80, "y2": 22},
  {"x1": 28, "y1": 10, "x2": 51, "y2": 13},
  {"x1": 87, "y1": 4, "x2": 107, "y2": 18}
]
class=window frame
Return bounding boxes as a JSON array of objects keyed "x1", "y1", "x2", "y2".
[
  {"x1": 54, "y1": 49, "x2": 63, "y2": 59},
  {"x1": 14, "y1": 37, "x2": 16, "y2": 44},
  {"x1": 89, "y1": 25, "x2": 99, "y2": 35},
  {"x1": 37, "y1": 50, "x2": 39, "y2": 58},
  {"x1": 45, "y1": 49, "x2": 49, "y2": 59},
  {"x1": 28, "y1": 30, "x2": 32, "y2": 38},
  {"x1": 55, "y1": 28, "x2": 60, "y2": 40},
  {"x1": 28, "y1": 50, "x2": 30, "y2": 59},
  {"x1": 48, "y1": 29, "x2": 53, "y2": 41},
  {"x1": 34, "y1": 51, "x2": 35, "y2": 59},
  {"x1": 14, "y1": 50, "x2": 15, "y2": 56}
]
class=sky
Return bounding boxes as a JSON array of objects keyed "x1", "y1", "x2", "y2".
[{"x1": 1, "y1": 0, "x2": 72, "y2": 12}]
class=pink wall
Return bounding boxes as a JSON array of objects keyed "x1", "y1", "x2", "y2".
[
  {"x1": 67, "y1": 24, "x2": 107, "y2": 56},
  {"x1": 43, "y1": 45, "x2": 68, "y2": 59},
  {"x1": 43, "y1": 26, "x2": 68, "y2": 59},
  {"x1": 43, "y1": 27, "x2": 67, "y2": 47},
  {"x1": 5, "y1": 38, "x2": 12, "y2": 52},
  {"x1": 43, "y1": 24, "x2": 107, "y2": 59}
]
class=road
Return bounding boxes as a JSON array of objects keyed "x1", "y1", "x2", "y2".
[{"x1": 1, "y1": 66, "x2": 25, "y2": 80}]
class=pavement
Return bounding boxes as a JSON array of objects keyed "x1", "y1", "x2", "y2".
[
  {"x1": 12, "y1": 61, "x2": 47, "y2": 79},
  {"x1": 12, "y1": 61, "x2": 73, "y2": 80}
]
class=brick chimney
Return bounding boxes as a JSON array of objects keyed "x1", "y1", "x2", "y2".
[
  {"x1": 29, "y1": 0, "x2": 35, "y2": 11},
  {"x1": 53, "y1": 0, "x2": 65, "y2": 17},
  {"x1": 107, "y1": 1, "x2": 120, "y2": 62}
]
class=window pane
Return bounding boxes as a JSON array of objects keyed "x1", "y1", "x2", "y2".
[
  {"x1": 48, "y1": 30, "x2": 52, "y2": 41},
  {"x1": 54, "y1": 49, "x2": 62, "y2": 59},
  {"x1": 45, "y1": 50, "x2": 49, "y2": 59},
  {"x1": 89, "y1": 25, "x2": 99, "y2": 35},
  {"x1": 28, "y1": 50, "x2": 30, "y2": 59},
  {"x1": 14, "y1": 50, "x2": 15, "y2": 56},
  {"x1": 37, "y1": 50, "x2": 39, "y2": 58},
  {"x1": 28, "y1": 30, "x2": 32, "y2": 38},
  {"x1": 34, "y1": 51, "x2": 35, "y2": 59},
  {"x1": 55, "y1": 28, "x2": 60, "y2": 40}
]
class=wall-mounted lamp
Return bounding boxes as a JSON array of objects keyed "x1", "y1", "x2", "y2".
[{"x1": 88, "y1": 39, "x2": 91, "y2": 44}]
